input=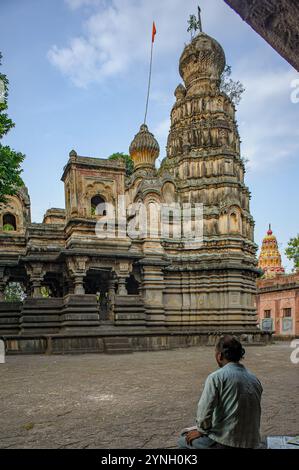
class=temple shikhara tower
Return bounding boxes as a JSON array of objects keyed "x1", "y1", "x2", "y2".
[
  {"x1": 258, "y1": 225, "x2": 285, "y2": 278},
  {"x1": 0, "y1": 27, "x2": 270, "y2": 354}
]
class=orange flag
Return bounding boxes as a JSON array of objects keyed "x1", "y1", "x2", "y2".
[{"x1": 152, "y1": 21, "x2": 157, "y2": 43}]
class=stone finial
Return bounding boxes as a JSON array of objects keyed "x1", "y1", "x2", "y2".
[
  {"x1": 129, "y1": 124, "x2": 160, "y2": 172},
  {"x1": 69, "y1": 149, "x2": 77, "y2": 159},
  {"x1": 267, "y1": 223, "x2": 272, "y2": 235}
]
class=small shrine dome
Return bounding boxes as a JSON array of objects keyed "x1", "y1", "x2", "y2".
[{"x1": 129, "y1": 124, "x2": 160, "y2": 171}]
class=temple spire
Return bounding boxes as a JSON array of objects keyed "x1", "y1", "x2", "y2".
[{"x1": 258, "y1": 226, "x2": 285, "y2": 278}]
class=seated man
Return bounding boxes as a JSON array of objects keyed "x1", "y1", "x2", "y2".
[{"x1": 178, "y1": 335, "x2": 263, "y2": 449}]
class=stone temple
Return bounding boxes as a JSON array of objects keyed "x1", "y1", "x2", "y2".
[{"x1": 0, "y1": 31, "x2": 270, "y2": 354}]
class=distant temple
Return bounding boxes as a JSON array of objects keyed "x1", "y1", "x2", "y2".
[
  {"x1": 257, "y1": 226, "x2": 299, "y2": 337},
  {"x1": 258, "y1": 225, "x2": 285, "y2": 278},
  {"x1": 0, "y1": 28, "x2": 270, "y2": 353}
]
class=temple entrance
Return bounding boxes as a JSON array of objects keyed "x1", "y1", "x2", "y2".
[{"x1": 84, "y1": 269, "x2": 110, "y2": 321}]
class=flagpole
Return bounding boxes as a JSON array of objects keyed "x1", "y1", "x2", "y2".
[{"x1": 144, "y1": 27, "x2": 155, "y2": 125}]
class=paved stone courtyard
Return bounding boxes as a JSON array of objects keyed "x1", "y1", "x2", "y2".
[{"x1": 0, "y1": 343, "x2": 298, "y2": 448}]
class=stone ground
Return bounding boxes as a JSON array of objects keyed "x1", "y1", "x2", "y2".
[{"x1": 0, "y1": 343, "x2": 298, "y2": 449}]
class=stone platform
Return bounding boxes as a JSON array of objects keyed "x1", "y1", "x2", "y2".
[
  {"x1": 1, "y1": 327, "x2": 271, "y2": 355},
  {"x1": 0, "y1": 295, "x2": 271, "y2": 354}
]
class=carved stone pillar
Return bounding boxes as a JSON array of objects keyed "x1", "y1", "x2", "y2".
[
  {"x1": 117, "y1": 276, "x2": 128, "y2": 296},
  {"x1": 31, "y1": 276, "x2": 44, "y2": 298},
  {"x1": 25, "y1": 263, "x2": 45, "y2": 298},
  {"x1": 115, "y1": 261, "x2": 132, "y2": 296},
  {"x1": 66, "y1": 256, "x2": 88, "y2": 296},
  {"x1": 73, "y1": 274, "x2": 85, "y2": 295}
]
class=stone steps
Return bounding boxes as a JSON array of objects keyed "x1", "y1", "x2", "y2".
[
  {"x1": 0, "y1": 302, "x2": 22, "y2": 334},
  {"x1": 20, "y1": 298, "x2": 63, "y2": 334},
  {"x1": 104, "y1": 336, "x2": 133, "y2": 354},
  {"x1": 114, "y1": 295, "x2": 146, "y2": 326}
]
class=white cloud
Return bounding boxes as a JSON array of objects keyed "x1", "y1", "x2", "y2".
[
  {"x1": 48, "y1": 38, "x2": 101, "y2": 88},
  {"x1": 49, "y1": 0, "x2": 195, "y2": 87},
  {"x1": 238, "y1": 67, "x2": 297, "y2": 103},
  {"x1": 236, "y1": 66, "x2": 299, "y2": 171},
  {"x1": 49, "y1": 0, "x2": 234, "y2": 87}
]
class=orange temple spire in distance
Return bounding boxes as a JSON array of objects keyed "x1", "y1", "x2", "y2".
[{"x1": 258, "y1": 225, "x2": 285, "y2": 278}]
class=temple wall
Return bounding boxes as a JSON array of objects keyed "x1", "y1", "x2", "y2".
[
  {"x1": 257, "y1": 273, "x2": 299, "y2": 337},
  {"x1": 163, "y1": 269, "x2": 257, "y2": 328}
]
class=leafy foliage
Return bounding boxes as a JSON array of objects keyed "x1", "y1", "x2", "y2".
[
  {"x1": 0, "y1": 52, "x2": 25, "y2": 203},
  {"x1": 220, "y1": 65, "x2": 245, "y2": 106},
  {"x1": 187, "y1": 14, "x2": 200, "y2": 39},
  {"x1": 41, "y1": 286, "x2": 51, "y2": 298},
  {"x1": 285, "y1": 235, "x2": 299, "y2": 271},
  {"x1": 0, "y1": 144, "x2": 24, "y2": 203},
  {"x1": 3, "y1": 223, "x2": 14, "y2": 231},
  {"x1": 108, "y1": 152, "x2": 134, "y2": 176},
  {"x1": 4, "y1": 282, "x2": 26, "y2": 302}
]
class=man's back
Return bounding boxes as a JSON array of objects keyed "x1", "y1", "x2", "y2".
[{"x1": 196, "y1": 362, "x2": 263, "y2": 448}]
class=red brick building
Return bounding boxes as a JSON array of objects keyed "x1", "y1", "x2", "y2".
[{"x1": 257, "y1": 273, "x2": 299, "y2": 337}]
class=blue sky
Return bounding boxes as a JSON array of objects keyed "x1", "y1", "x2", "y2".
[{"x1": 1, "y1": 0, "x2": 298, "y2": 271}]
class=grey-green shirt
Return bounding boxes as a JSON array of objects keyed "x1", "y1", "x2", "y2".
[{"x1": 196, "y1": 362, "x2": 263, "y2": 448}]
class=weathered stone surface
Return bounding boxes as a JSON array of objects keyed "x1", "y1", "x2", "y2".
[
  {"x1": 224, "y1": 0, "x2": 299, "y2": 71},
  {"x1": 2, "y1": 329, "x2": 270, "y2": 355},
  {"x1": 0, "y1": 344, "x2": 297, "y2": 448}
]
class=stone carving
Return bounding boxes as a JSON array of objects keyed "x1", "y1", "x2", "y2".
[{"x1": 175, "y1": 84, "x2": 187, "y2": 102}]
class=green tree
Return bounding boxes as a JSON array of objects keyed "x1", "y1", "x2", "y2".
[
  {"x1": 285, "y1": 235, "x2": 299, "y2": 271},
  {"x1": 0, "y1": 52, "x2": 25, "y2": 203},
  {"x1": 108, "y1": 152, "x2": 134, "y2": 176},
  {"x1": 220, "y1": 65, "x2": 245, "y2": 106}
]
